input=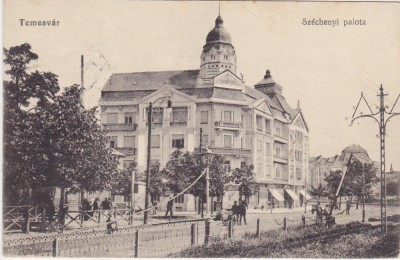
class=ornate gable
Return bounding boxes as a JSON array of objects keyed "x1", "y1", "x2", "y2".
[
  {"x1": 292, "y1": 112, "x2": 308, "y2": 131},
  {"x1": 139, "y1": 86, "x2": 195, "y2": 104},
  {"x1": 213, "y1": 70, "x2": 243, "y2": 90},
  {"x1": 255, "y1": 99, "x2": 273, "y2": 116}
]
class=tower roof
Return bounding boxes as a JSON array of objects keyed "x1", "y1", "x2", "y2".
[{"x1": 206, "y1": 15, "x2": 232, "y2": 44}]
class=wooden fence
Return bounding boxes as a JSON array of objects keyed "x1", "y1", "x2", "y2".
[
  {"x1": 3, "y1": 218, "x2": 209, "y2": 257},
  {"x1": 3, "y1": 205, "x2": 142, "y2": 234}
]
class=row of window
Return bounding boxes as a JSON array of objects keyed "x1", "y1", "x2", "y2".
[
  {"x1": 210, "y1": 54, "x2": 230, "y2": 60},
  {"x1": 109, "y1": 134, "x2": 185, "y2": 149},
  {"x1": 256, "y1": 115, "x2": 271, "y2": 133}
]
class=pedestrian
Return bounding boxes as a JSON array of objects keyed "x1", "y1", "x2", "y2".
[
  {"x1": 101, "y1": 198, "x2": 111, "y2": 210},
  {"x1": 165, "y1": 196, "x2": 174, "y2": 218},
  {"x1": 82, "y1": 198, "x2": 92, "y2": 220},
  {"x1": 93, "y1": 198, "x2": 99, "y2": 211},
  {"x1": 239, "y1": 200, "x2": 248, "y2": 225},
  {"x1": 231, "y1": 201, "x2": 239, "y2": 224},
  {"x1": 346, "y1": 200, "x2": 351, "y2": 215}
]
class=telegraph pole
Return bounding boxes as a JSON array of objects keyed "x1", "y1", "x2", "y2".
[{"x1": 350, "y1": 85, "x2": 399, "y2": 234}]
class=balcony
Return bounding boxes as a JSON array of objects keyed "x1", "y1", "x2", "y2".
[
  {"x1": 274, "y1": 134, "x2": 288, "y2": 144},
  {"x1": 214, "y1": 121, "x2": 243, "y2": 130},
  {"x1": 195, "y1": 147, "x2": 251, "y2": 157},
  {"x1": 114, "y1": 147, "x2": 136, "y2": 156},
  {"x1": 170, "y1": 121, "x2": 187, "y2": 127},
  {"x1": 273, "y1": 154, "x2": 288, "y2": 163},
  {"x1": 103, "y1": 123, "x2": 137, "y2": 131}
]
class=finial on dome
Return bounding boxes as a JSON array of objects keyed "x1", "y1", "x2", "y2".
[
  {"x1": 264, "y1": 70, "x2": 271, "y2": 79},
  {"x1": 215, "y1": 15, "x2": 223, "y2": 27}
]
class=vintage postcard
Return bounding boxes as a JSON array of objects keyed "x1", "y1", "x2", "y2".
[{"x1": 2, "y1": 0, "x2": 400, "y2": 258}]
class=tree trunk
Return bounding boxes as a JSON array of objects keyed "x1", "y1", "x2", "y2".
[
  {"x1": 356, "y1": 195, "x2": 359, "y2": 209},
  {"x1": 339, "y1": 196, "x2": 342, "y2": 210},
  {"x1": 59, "y1": 187, "x2": 65, "y2": 226}
]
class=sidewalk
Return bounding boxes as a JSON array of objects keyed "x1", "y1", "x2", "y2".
[{"x1": 247, "y1": 205, "x2": 311, "y2": 214}]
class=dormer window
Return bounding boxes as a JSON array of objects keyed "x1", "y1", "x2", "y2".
[
  {"x1": 224, "y1": 55, "x2": 228, "y2": 60},
  {"x1": 211, "y1": 55, "x2": 215, "y2": 60}
]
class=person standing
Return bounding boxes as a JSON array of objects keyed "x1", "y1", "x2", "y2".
[
  {"x1": 239, "y1": 200, "x2": 248, "y2": 225},
  {"x1": 231, "y1": 201, "x2": 239, "y2": 224},
  {"x1": 346, "y1": 200, "x2": 351, "y2": 215},
  {"x1": 165, "y1": 198, "x2": 174, "y2": 218}
]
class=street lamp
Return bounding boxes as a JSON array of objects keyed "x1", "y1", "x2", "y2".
[
  {"x1": 144, "y1": 95, "x2": 172, "y2": 225},
  {"x1": 200, "y1": 146, "x2": 213, "y2": 218}
]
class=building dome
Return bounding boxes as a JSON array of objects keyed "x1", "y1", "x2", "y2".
[
  {"x1": 342, "y1": 144, "x2": 367, "y2": 154},
  {"x1": 341, "y1": 144, "x2": 370, "y2": 163},
  {"x1": 206, "y1": 15, "x2": 232, "y2": 44}
]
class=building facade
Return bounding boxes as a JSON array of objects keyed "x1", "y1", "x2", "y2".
[
  {"x1": 309, "y1": 144, "x2": 378, "y2": 189},
  {"x1": 99, "y1": 15, "x2": 310, "y2": 211}
]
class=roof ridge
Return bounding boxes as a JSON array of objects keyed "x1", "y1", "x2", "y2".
[{"x1": 111, "y1": 69, "x2": 200, "y2": 75}]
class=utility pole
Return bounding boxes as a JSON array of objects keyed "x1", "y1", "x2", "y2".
[
  {"x1": 350, "y1": 85, "x2": 399, "y2": 234},
  {"x1": 199, "y1": 128, "x2": 204, "y2": 218},
  {"x1": 144, "y1": 102, "x2": 153, "y2": 225},
  {"x1": 362, "y1": 163, "x2": 365, "y2": 223}
]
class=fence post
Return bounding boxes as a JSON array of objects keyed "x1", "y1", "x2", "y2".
[
  {"x1": 302, "y1": 215, "x2": 306, "y2": 228},
  {"x1": 205, "y1": 219, "x2": 210, "y2": 245},
  {"x1": 40, "y1": 207, "x2": 46, "y2": 231},
  {"x1": 80, "y1": 207, "x2": 84, "y2": 226},
  {"x1": 134, "y1": 229, "x2": 140, "y2": 257},
  {"x1": 228, "y1": 220, "x2": 233, "y2": 238},
  {"x1": 98, "y1": 210, "x2": 101, "y2": 223},
  {"x1": 256, "y1": 218, "x2": 260, "y2": 237},
  {"x1": 191, "y1": 223, "x2": 197, "y2": 246},
  {"x1": 283, "y1": 217, "x2": 286, "y2": 230},
  {"x1": 24, "y1": 209, "x2": 30, "y2": 234},
  {"x1": 52, "y1": 237, "x2": 59, "y2": 257}
]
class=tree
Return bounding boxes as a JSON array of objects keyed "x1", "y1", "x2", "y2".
[
  {"x1": 137, "y1": 161, "x2": 165, "y2": 203},
  {"x1": 387, "y1": 181, "x2": 399, "y2": 197},
  {"x1": 162, "y1": 150, "x2": 231, "y2": 207},
  {"x1": 309, "y1": 183, "x2": 327, "y2": 203},
  {"x1": 3, "y1": 43, "x2": 60, "y2": 204},
  {"x1": 231, "y1": 161, "x2": 256, "y2": 200},
  {"x1": 110, "y1": 162, "x2": 137, "y2": 197},
  {"x1": 343, "y1": 158, "x2": 378, "y2": 208},
  {"x1": 3, "y1": 44, "x2": 119, "y2": 210}
]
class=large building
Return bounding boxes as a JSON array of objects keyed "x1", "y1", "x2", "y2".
[{"x1": 99, "y1": 15, "x2": 310, "y2": 211}]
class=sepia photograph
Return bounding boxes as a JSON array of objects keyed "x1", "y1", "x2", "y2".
[{"x1": 2, "y1": 0, "x2": 400, "y2": 258}]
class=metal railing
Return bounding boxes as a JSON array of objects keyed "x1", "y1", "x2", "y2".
[
  {"x1": 214, "y1": 121, "x2": 243, "y2": 129},
  {"x1": 103, "y1": 123, "x2": 137, "y2": 131},
  {"x1": 114, "y1": 147, "x2": 136, "y2": 155}
]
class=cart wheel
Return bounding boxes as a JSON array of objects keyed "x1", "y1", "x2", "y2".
[{"x1": 222, "y1": 220, "x2": 228, "y2": 226}]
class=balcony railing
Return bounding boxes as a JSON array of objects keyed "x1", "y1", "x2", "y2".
[
  {"x1": 195, "y1": 147, "x2": 251, "y2": 156},
  {"x1": 214, "y1": 121, "x2": 243, "y2": 129},
  {"x1": 146, "y1": 122, "x2": 162, "y2": 127},
  {"x1": 103, "y1": 123, "x2": 137, "y2": 131},
  {"x1": 170, "y1": 121, "x2": 187, "y2": 126},
  {"x1": 274, "y1": 134, "x2": 288, "y2": 143},
  {"x1": 114, "y1": 147, "x2": 136, "y2": 155},
  {"x1": 274, "y1": 155, "x2": 288, "y2": 163}
]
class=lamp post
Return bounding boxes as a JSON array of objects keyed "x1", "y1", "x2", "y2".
[
  {"x1": 201, "y1": 146, "x2": 213, "y2": 218},
  {"x1": 144, "y1": 96, "x2": 172, "y2": 225}
]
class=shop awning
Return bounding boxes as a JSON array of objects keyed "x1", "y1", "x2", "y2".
[
  {"x1": 268, "y1": 188, "x2": 284, "y2": 202},
  {"x1": 285, "y1": 189, "x2": 299, "y2": 201},
  {"x1": 299, "y1": 190, "x2": 311, "y2": 198}
]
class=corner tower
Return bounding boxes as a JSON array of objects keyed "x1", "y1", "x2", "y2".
[{"x1": 199, "y1": 15, "x2": 237, "y2": 84}]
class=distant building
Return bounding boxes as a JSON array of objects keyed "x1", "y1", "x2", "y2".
[
  {"x1": 99, "y1": 14, "x2": 310, "y2": 211},
  {"x1": 310, "y1": 144, "x2": 379, "y2": 190}
]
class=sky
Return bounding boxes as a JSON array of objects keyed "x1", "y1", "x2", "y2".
[{"x1": 3, "y1": 0, "x2": 400, "y2": 169}]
